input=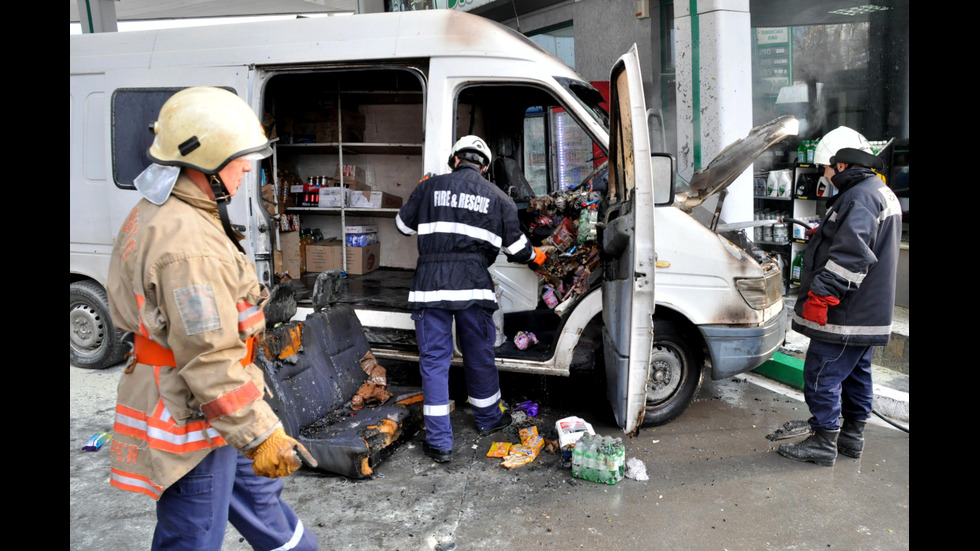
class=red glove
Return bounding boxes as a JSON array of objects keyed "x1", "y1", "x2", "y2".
[{"x1": 801, "y1": 291, "x2": 840, "y2": 326}]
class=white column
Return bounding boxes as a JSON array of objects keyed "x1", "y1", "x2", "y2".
[
  {"x1": 674, "y1": 0, "x2": 754, "y2": 224},
  {"x1": 76, "y1": 0, "x2": 117, "y2": 33}
]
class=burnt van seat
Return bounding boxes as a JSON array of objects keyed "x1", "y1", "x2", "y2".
[{"x1": 254, "y1": 305, "x2": 422, "y2": 478}]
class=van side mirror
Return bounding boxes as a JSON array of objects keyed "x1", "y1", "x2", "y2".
[{"x1": 652, "y1": 153, "x2": 675, "y2": 206}]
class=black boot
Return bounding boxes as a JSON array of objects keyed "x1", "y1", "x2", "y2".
[
  {"x1": 838, "y1": 418, "x2": 866, "y2": 459},
  {"x1": 778, "y1": 428, "x2": 839, "y2": 467}
]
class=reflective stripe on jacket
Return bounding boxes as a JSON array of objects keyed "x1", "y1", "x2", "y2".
[
  {"x1": 396, "y1": 164, "x2": 535, "y2": 310},
  {"x1": 792, "y1": 168, "x2": 902, "y2": 345}
]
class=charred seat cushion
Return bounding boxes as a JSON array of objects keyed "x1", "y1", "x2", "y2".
[{"x1": 255, "y1": 305, "x2": 421, "y2": 478}]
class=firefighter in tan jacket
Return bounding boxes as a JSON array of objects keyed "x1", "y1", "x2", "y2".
[{"x1": 106, "y1": 87, "x2": 317, "y2": 550}]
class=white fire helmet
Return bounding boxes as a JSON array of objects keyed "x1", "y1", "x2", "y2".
[
  {"x1": 448, "y1": 135, "x2": 492, "y2": 169},
  {"x1": 813, "y1": 126, "x2": 872, "y2": 166}
]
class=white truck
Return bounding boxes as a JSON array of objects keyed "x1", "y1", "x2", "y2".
[{"x1": 70, "y1": 9, "x2": 788, "y2": 433}]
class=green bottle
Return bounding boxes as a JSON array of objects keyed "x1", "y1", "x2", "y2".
[{"x1": 791, "y1": 250, "x2": 804, "y2": 286}]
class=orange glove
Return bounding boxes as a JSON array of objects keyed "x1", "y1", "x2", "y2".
[
  {"x1": 245, "y1": 427, "x2": 317, "y2": 478},
  {"x1": 531, "y1": 246, "x2": 547, "y2": 267},
  {"x1": 801, "y1": 291, "x2": 840, "y2": 326}
]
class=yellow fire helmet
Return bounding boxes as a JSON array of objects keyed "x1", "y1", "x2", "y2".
[{"x1": 148, "y1": 86, "x2": 271, "y2": 175}]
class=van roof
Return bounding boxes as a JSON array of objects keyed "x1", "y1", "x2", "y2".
[{"x1": 70, "y1": 9, "x2": 580, "y2": 80}]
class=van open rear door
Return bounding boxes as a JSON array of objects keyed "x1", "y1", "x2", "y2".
[{"x1": 601, "y1": 45, "x2": 656, "y2": 434}]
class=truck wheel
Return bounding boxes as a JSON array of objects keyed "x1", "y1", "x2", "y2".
[
  {"x1": 641, "y1": 321, "x2": 703, "y2": 426},
  {"x1": 70, "y1": 281, "x2": 127, "y2": 369}
]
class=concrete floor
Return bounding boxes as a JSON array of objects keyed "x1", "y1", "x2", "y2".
[{"x1": 70, "y1": 362, "x2": 909, "y2": 550}]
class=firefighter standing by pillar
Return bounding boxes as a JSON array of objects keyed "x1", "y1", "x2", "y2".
[
  {"x1": 778, "y1": 126, "x2": 902, "y2": 467},
  {"x1": 396, "y1": 135, "x2": 546, "y2": 463},
  {"x1": 106, "y1": 86, "x2": 318, "y2": 549}
]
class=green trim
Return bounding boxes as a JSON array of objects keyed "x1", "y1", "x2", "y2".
[
  {"x1": 84, "y1": 0, "x2": 95, "y2": 34},
  {"x1": 753, "y1": 352, "x2": 804, "y2": 390},
  {"x1": 689, "y1": 0, "x2": 701, "y2": 170}
]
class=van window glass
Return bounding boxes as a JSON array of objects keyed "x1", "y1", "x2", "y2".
[
  {"x1": 556, "y1": 77, "x2": 609, "y2": 128},
  {"x1": 457, "y1": 84, "x2": 602, "y2": 201},
  {"x1": 110, "y1": 88, "x2": 183, "y2": 189}
]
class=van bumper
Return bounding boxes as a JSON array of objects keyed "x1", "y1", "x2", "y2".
[{"x1": 699, "y1": 308, "x2": 787, "y2": 380}]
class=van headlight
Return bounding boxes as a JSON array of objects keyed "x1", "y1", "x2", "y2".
[{"x1": 735, "y1": 270, "x2": 782, "y2": 310}]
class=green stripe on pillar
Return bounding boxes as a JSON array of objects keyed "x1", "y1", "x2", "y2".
[{"x1": 689, "y1": 0, "x2": 701, "y2": 170}]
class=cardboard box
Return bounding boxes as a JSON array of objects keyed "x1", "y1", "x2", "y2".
[
  {"x1": 344, "y1": 242, "x2": 381, "y2": 275},
  {"x1": 344, "y1": 225, "x2": 379, "y2": 234},
  {"x1": 318, "y1": 187, "x2": 346, "y2": 208},
  {"x1": 279, "y1": 231, "x2": 303, "y2": 280},
  {"x1": 261, "y1": 184, "x2": 281, "y2": 216},
  {"x1": 304, "y1": 241, "x2": 381, "y2": 275},
  {"x1": 335, "y1": 163, "x2": 371, "y2": 191},
  {"x1": 347, "y1": 190, "x2": 403, "y2": 209},
  {"x1": 305, "y1": 240, "x2": 342, "y2": 272}
]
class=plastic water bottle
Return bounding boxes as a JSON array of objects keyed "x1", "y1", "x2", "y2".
[{"x1": 613, "y1": 437, "x2": 625, "y2": 483}]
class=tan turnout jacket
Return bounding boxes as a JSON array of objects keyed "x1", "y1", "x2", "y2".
[{"x1": 106, "y1": 174, "x2": 278, "y2": 499}]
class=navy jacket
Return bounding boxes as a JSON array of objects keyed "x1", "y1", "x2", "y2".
[
  {"x1": 396, "y1": 164, "x2": 536, "y2": 310},
  {"x1": 792, "y1": 168, "x2": 903, "y2": 345}
]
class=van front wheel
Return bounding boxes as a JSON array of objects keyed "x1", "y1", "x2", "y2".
[{"x1": 641, "y1": 321, "x2": 703, "y2": 426}]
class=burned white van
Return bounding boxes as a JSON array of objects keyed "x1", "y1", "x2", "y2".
[{"x1": 70, "y1": 9, "x2": 787, "y2": 433}]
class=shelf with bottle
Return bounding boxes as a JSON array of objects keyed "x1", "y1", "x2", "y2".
[
  {"x1": 796, "y1": 139, "x2": 820, "y2": 165},
  {"x1": 752, "y1": 208, "x2": 792, "y2": 245},
  {"x1": 286, "y1": 206, "x2": 399, "y2": 218},
  {"x1": 754, "y1": 169, "x2": 793, "y2": 200}
]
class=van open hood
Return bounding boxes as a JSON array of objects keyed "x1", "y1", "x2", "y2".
[{"x1": 674, "y1": 115, "x2": 799, "y2": 213}]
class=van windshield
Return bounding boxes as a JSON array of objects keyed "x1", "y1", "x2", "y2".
[{"x1": 556, "y1": 77, "x2": 609, "y2": 130}]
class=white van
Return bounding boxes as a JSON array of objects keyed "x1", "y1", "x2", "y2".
[{"x1": 70, "y1": 10, "x2": 786, "y2": 433}]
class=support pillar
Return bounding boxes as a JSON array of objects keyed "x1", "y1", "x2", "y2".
[
  {"x1": 674, "y1": 0, "x2": 753, "y2": 224},
  {"x1": 76, "y1": 0, "x2": 118, "y2": 34}
]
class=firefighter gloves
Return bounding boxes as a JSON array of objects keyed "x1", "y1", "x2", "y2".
[
  {"x1": 531, "y1": 246, "x2": 547, "y2": 267},
  {"x1": 246, "y1": 427, "x2": 317, "y2": 478},
  {"x1": 801, "y1": 291, "x2": 840, "y2": 326}
]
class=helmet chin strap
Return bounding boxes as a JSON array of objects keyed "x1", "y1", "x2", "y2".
[{"x1": 208, "y1": 174, "x2": 246, "y2": 254}]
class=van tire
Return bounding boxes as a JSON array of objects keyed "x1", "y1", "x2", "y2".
[
  {"x1": 70, "y1": 280, "x2": 128, "y2": 369},
  {"x1": 641, "y1": 321, "x2": 703, "y2": 427}
]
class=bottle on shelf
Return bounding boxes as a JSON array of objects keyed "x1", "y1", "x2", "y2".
[{"x1": 791, "y1": 249, "x2": 804, "y2": 286}]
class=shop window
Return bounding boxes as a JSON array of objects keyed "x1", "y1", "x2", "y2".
[{"x1": 528, "y1": 22, "x2": 575, "y2": 69}]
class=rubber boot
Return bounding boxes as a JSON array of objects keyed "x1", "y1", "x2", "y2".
[
  {"x1": 777, "y1": 428, "x2": 839, "y2": 467},
  {"x1": 837, "y1": 418, "x2": 866, "y2": 459}
]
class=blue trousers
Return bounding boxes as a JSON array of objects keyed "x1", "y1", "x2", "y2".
[
  {"x1": 413, "y1": 306, "x2": 503, "y2": 450},
  {"x1": 152, "y1": 445, "x2": 317, "y2": 551},
  {"x1": 803, "y1": 339, "x2": 874, "y2": 431}
]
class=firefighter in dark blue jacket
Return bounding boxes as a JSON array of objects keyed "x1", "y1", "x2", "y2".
[
  {"x1": 396, "y1": 135, "x2": 546, "y2": 463},
  {"x1": 778, "y1": 127, "x2": 902, "y2": 467}
]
